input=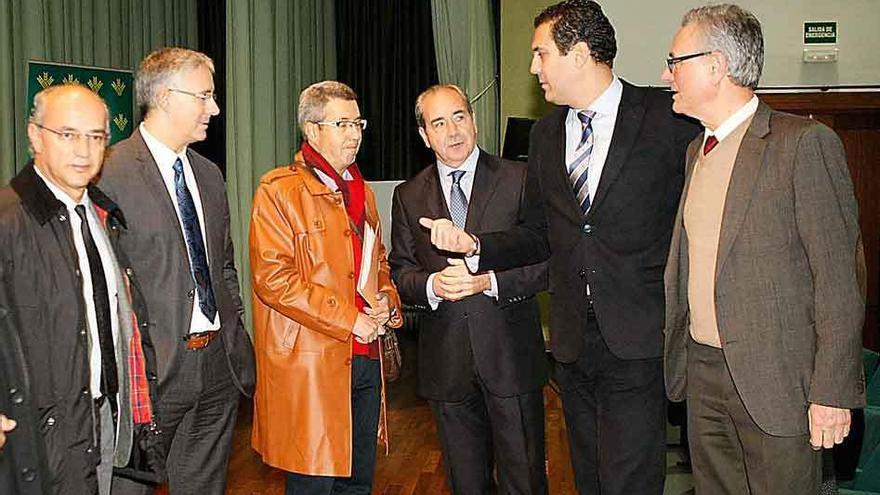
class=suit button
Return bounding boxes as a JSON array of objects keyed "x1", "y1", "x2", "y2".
[
  {"x1": 81, "y1": 388, "x2": 90, "y2": 396},
  {"x1": 348, "y1": 272, "x2": 355, "y2": 279},
  {"x1": 45, "y1": 417, "x2": 55, "y2": 427},
  {"x1": 187, "y1": 289, "x2": 195, "y2": 298},
  {"x1": 75, "y1": 269, "x2": 81, "y2": 278},
  {"x1": 80, "y1": 327, "x2": 87, "y2": 337},
  {"x1": 147, "y1": 373, "x2": 158, "y2": 382},
  {"x1": 344, "y1": 229, "x2": 351, "y2": 237},
  {"x1": 58, "y1": 214, "x2": 67, "y2": 222},
  {"x1": 344, "y1": 358, "x2": 352, "y2": 366},
  {"x1": 86, "y1": 446, "x2": 94, "y2": 454},
  {"x1": 578, "y1": 270, "x2": 587, "y2": 278},
  {"x1": 582, "y1": 224, "x2": 592, "y2": 234},
  {"x1": 125, "y1": 268, "x2": 134, "y2": 277},
  {"x1": 21, "y1": 468, "x2": 36, "y2": 482},
  {"x1": 9, "y1": 388, "x2": 23, "y2": 404}
]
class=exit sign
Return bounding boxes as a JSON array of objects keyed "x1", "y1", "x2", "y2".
[{"x1": 804, "y1": 21, "x2": 837, "y2": 44}]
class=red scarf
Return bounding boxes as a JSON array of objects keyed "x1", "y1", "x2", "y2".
[{"x1": 301, "y1": 143, "x2": 377, "y2": 357}]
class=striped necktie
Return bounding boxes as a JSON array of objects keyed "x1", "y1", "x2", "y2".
[
  {"x1": 568, "y1": 110, "x2": 595, "y2": 215},
  {"x1": 448, "y1": 170, "x2": 468, "y2": 228}
]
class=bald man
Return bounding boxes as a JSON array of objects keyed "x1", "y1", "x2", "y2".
[{"x1": 0, "y1": 84, "x2": 162, "y2": 494}]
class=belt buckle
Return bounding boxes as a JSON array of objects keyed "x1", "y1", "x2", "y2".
[{"x1": 185, "y1": 330, "x2": 217, "y2": 351}]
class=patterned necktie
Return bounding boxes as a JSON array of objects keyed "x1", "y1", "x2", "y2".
[
  {"x1": 568, "y1": 110, "x2": 595, "y2": 215},
  {"x1": 74, "y1": 205, "x2": 118, "y2": 399},
  {"x1": 448, "y1": 170, "x2": 468, "y2": 228},
  {"x1": 703, "y1": 135, "x2": 719, "y2": 155},
  {"x1": 173, "y1": 158, "x2": 217, "y2": 321}
]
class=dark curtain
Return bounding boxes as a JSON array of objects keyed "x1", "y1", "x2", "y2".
[
  {"x1": 335, "y1": 0, "x2": 439, "y2": 181},
  {"x1": 193, "y1": 0, "x2": 226, "y2": 174}
]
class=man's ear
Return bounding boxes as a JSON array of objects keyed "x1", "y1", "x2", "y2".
[
  {"x1": 571, "y1": 41, "x2": 592, "y2": 68},
  {"x1": 27, "y1": 123, "x2": 44, "y2": 156},
  {"x1": 418, "y1": 127, "x2": 432, "y2": 149}
]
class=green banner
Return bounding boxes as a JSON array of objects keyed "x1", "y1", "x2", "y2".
[{"x1": 27, "y1": 61, "x2": 134, "y2": 146}]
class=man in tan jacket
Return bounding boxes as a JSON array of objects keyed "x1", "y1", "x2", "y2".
[
  {"x1": 661, "y1": 4, "x2": 865, "y2": 493},
  {"x1": 249, "y1": 80, "x2": 403, "y2": 494}
]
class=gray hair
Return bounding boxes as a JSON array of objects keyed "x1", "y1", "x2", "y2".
[
  {"x1": 414, "y1": 84, "x2": 473, "y2": 128},
  {"x1": 682, "y1": 4, "x2": 764, "y2": 90},
  {"x1": 297, "y1": 81, "x2": 358, "y2": 133},
  {"x1": 136, "y1": 47, "x2": 214, "y2": 112}
]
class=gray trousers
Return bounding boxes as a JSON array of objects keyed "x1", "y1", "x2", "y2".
[{"x1": 97, "y1": 399, "x2": 114, "y2": 495}]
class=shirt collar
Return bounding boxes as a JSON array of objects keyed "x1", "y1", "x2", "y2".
[
  {"x1": 706, "y1": 95, "x2": 759, "y2": 142},
  {"x1": 436, "y1": 146, "x2": 480, "y2": 178},
  {"x1": 33, "y1": 165, "x2": 90, "y2": 210},
  {"x1": 140, "y1": 122, "x2": 187, "y2": 167},
  {"x1": 568, "y1": 75, "x2": 623, "y2": 120}
]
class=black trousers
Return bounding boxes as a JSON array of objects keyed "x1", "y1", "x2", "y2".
[
  {"x1": 687, "y1": 339, "x2": 820, "y2": 494},
  {"x1": 429, "y1": 376, "x2": 547, "y2": 495},
  {"x1": 285, "y1": 356, "x2": 381, "y2": 495},
  {"x1": 113, "y1": 333, "x2": 241, "y2": 495},
  {"x1": 556, "y1": 308, "x2": 666, "y2": 495}
]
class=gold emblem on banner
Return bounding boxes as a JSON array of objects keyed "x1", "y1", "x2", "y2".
[
  {"x1": 111, "y1": 78, "x2": 126, "y2": 96},
  {"x1": 113, "y1": 113, "x2": 129, "y2": 132},
  {"x1": 36, "y1": 72, "x2": 54, "y2": 89},
  {"x1": 87, "y1": 76, "x2": 104, "y2": 93},
  {"x1": 62, "y1": 74, "x2": 79, "y2": 85}
]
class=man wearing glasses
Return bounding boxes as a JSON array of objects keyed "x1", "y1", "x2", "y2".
[
  {"x1": 0, "y1": 83, "x2": 162, "y2": 493},
  {"x1": 417, "y1": 1, "x2": 698, "y2": 493},
  {"x1": 101, "y1": 47, "x2": 255, "y2": 495},
  {"x1": 661, "y1": 5, "x2": 864, "y2": 493},
  {"x1": 249, "y1": 80, "x2": 403, "y2": 494}
]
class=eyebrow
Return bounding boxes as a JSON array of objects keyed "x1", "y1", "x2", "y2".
[{"x1": 429, "y1": 116, "x2": 445, "y2": 126}]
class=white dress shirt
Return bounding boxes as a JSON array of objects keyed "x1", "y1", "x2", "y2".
[
  {"x1": 564, "y1": 76, "x2": 623, "y2": 209},
  {"x1": 426, "y1": 146, "x2": 498, "y2": 310},
  {"x1": 703, "y1": 95, "x2": 759, "y2": 146},
  {"x1": 140, "y1": 123, "x2": 219, "y2": 333},
  {"x1": 36, "y1": 167, "x2": 119, "y2": 399}
]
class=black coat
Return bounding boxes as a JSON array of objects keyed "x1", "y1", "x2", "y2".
[
  {"x1": 390, "y1": 152, "x2": 549, "y2": 401},
  {"x1": 478, "y1": 81, "x2": 700, "y2": 362},
  {"x1": 0, "y1": 265, "x2": 50, "y2": 494},
  {"x1": 0, "y1": 164, "x2": 162, "y2": 493}
]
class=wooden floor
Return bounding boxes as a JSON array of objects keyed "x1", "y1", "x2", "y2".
[{"x1": 222, "y1": 330, "x2": 693, "y2": 494}]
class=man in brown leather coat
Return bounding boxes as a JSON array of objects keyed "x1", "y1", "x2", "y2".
[{"x1": 249, "y1": 80, "x2": 403, "y2": 495}]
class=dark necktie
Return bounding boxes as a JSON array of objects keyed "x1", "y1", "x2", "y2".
[
  {"x1": 448, "y1": 170, "x2": 468, "y2": 228},
  {"x1": 703, "y1": 135, "x2": 719, "y2": 155},
  {"x1": 74, "y1": 205, "x2": 118, "y2": 399},
  {"x1": 173, "y1": 158, "x2": 217, "y2": 321},
  {"x1": 568, "y1": 110, "x2": 595, "y2": 215}
]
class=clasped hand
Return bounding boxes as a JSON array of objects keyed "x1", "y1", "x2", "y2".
[{"x1": 433, "y1": 258, "x2": 490, "y2": 302}]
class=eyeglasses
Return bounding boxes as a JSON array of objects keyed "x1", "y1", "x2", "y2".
[
  {"x1": 169, "y1": 88, "x2": 217, "y2": 102},
  {"x1": 33, "y1": 123, "x2": 108, "y2": 146},
  {"x1": 665, "y1": 51, "x2": 715, "y2": 71},
  {"x1": 314, "y1": 119, "x2": 368, "y2": 131}
]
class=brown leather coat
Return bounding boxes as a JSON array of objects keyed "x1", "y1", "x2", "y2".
[{"x1": 249, "y1": 159, "x2": 402, "y2": 476}]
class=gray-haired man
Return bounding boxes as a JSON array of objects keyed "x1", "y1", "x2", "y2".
[{"x1": 661, "y1": 4, "x2": 865, "y2": 493}]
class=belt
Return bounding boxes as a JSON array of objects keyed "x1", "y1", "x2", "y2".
[{"x1": 185, "y1": 330, "x2": 219, "y2": 350}]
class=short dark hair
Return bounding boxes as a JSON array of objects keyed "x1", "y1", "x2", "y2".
[
  {"x1": 534, "y1": 0, "x2": 617, "y2": 67},
  {"x1": 414, "y1": 84, "x2": 473, "y2": 129}
]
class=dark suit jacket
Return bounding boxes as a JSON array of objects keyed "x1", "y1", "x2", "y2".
[
  {"x1": 390, "y1": 151, "x2": 548, "y2": 401},
  {"x1": 100, "y1": 129, "x2": 255, "y2": 397},
  {"x1": 664, "y1": 101, "x2": 866, "y2": 436},
  {"x1": 478, "y1": 81, "x2": 699, "y2": 362}
]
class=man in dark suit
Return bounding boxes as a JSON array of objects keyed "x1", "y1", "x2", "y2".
[
  {"x1": 100, "y1": 47, "x2": 255, "y2": 495},
  {"x1": 390, "y1": 84, "x2": 549, "y2": 494},
  {"x1": 418, "y1": 2, "x2": 699, "y2": 493},
  {"x1": 660, "y1": 5, "x2": 865, "y2": 493}
]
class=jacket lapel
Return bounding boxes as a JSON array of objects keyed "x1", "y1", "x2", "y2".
[
  {"x1": 465, "y1": 151, "x2": 500, "y2": 232},
  {"x1": 424, "y1": 166, "x2": 450, "y2": 222},
  {"x1": 542, "y1": 108, "x2": 585, "y2": 226},
  {"x1": 589, "y1": 80, "x2": 646, "y2": 217},
  {"x1": 132, "y1": 130, "x2": 187, "y2": 249},
  {"x1": 714, "y1": 102, "x2": 771, "y2": 282}
]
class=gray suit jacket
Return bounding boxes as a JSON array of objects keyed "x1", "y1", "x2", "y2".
[
  {"x1": 100, "y1": 129, "x2": 255, "y2": 397},
  {"x1": 664, "y1": 101, "x2": 865, "y2": 436}
]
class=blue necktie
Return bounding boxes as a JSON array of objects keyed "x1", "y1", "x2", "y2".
[
  {"x1": 173, "y1": 158, "x2": 217, "y2": 321},
  {"x1": 448, "y1": 170, "x2": 468, "y2": 228},
  {"x1": 568, "y1": 110, "x2": 595, "y2": 215}
]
